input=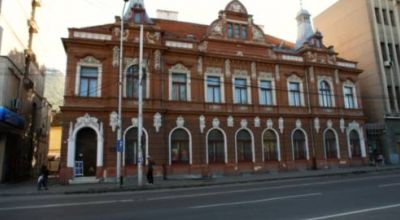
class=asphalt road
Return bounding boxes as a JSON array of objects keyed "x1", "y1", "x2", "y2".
[{"x1": 1, "y1": 171, "x2": 400, "y2": 220}]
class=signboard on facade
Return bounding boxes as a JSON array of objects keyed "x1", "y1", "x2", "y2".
[{"x1": 0, "y1": 106, "x2": 25, "y2": 128}]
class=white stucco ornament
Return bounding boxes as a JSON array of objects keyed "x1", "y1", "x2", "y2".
[
  {"x1": 227, "y1": 116, "x2": 234, "y2": 127},
  {"x1": 267, "y1": 119, "x2": 273, "y2": 129},
  {"x1": 153, "y1": 112, "x2": 162, "y2": 133},
  {"x1": 278, "y1": 117, "x2": 284, "y2": 134},
  {"x1": 254, "y1": 117, "x2": 261, "y2": 128},
  {"x1": 212, "y1": 118, "x2": 220, "y2": 128},
  {"x1": 241, "y1": 119, "x2": 248, "y2": 128},
  {"x1": 296, "y1": 119, "x2": 302, "y2": 129},
  {"x1": 109, "y1": 111, "x2": 118, "y2": 132},
  {"x1": 131, "y1": 118, "x2": 138, "y2": 127},
  {"x1": 340, "y1": 118, "x2": 345, "y2": 133},
  {"x1": 176, "y1": 116, "x2": 185, "y2": 127},
  {"x1": 327, "y1": 119, "x2": 333, "y2": 129},
  {"x1": 314, "y1": 117, "x2": 320, "y2": 133},
  {"x1": 199, "y1": 115, "x2": 206, "y2": 133}
]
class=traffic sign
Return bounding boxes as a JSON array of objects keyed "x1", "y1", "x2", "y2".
[{"x1": 117, "y1": 140, "x2": 123, "y2": 152}]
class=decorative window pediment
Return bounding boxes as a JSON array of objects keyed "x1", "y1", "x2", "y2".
[{"x1": 225, "y1": 0, "x2": 248, "y2": 14}]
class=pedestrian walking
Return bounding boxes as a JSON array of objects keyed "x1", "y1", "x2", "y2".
[
  {"x1": 147, "y1": 156, "x2": 155, "y2": 184},
  {"x1": 37, "y1": 165, "x2": 49, "y2": 190}
]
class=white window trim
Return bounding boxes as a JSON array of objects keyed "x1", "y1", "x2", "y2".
[
  {"x1": 323, "y1": 128, "x2": 340, "y2": 160},
  {"x1": 122, "y1": 126, "x2": 149, "y2": 166},
  {"x1": 346, "y1": 122, "x2": 366, "y2": 158},
  {"x1": 234, "y1": 128, "x2": 256, "y2": 163},
  {"x1": 261, "y1": 128, "x2": 281, "y2": 162},
  {"x1": 287, "y1": 74, "x2": 305, "y2": 107},
  {"x1": 291, "y1": 128, "x2": 310, "y2": 160},
  {"x1": 169, "y1": 63, "x2": 191, "y2": 101},
  {"x1": 75, "y1": 56, "x2": 102, "y2": 97},
  {"x1": 168, "y1": 127, "x2": 193, "y2": 165},
  {"x1": 258, "y1": 73, "x2": 276, "y2": 106},
  {"x1": 123, "y1": 59, "x2": 150, "y2": 99},
  {"x1": 232, "y1": 75, "x2": 252, "y2": 105},
  {"x1": 205, "y1": 128, "x2": 228, "y2": 164},
  {"x1": 204, "y1": 72, "x2": 225, "y2": 103},
  {"x1": 343, "y1": 80, "x2": 358, "y2": 109},
  {"x1": 318, "y1": 76, "x2": 336, "y2": 108}
]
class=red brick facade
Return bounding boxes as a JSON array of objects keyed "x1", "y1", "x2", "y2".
[{"x1": 60, "y1": 0, "x2": 366, "y2": 182}]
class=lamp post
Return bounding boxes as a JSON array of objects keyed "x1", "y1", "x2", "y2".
[
  {"x1": 117, "y1": 0, "x2": 129, "y2": 186},
  {"x1": 137, "y1": 24, "x2": 144, "y2": 186}
]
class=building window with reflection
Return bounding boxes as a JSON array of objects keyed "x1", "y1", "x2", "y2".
[
  {"x1": 79, "y1": 66, "x2": 99, "y2": 97},
  {"x1": 206, "y1": 76, "x2": 222, "y2": 103},
  {"x1": 288, "y1": 82, "x2": 302, "y2": 106},
  {"x1": 259, "y1": 80, "x2": 273, "y2": 106},
  {"x1": 171, "y1": 129, "x2": 190, "y2": 164},
  {"x1": 344, "y1": 86, "x2": 356, "y2": 109},
  {"x1": 234, "y1": 78, "x2": 248, "y2": 104},
  {"x1": 126, "y1": 65, "x2": 146, "y2": 98},
  {"x1": 319, "y1": 80, "x2": 333, "y2": 107},
  {"x1": 172, "y1": 73, "x2": 187, "y2": 101}
]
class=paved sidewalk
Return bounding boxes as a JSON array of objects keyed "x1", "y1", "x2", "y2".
[{"x1": 1, "y1": 165, "x2": 399, "y2": 197}]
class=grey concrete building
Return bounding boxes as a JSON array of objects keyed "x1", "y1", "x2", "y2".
[{"x1": 315, "y1": 0, "x2": 400, "y2": 164}]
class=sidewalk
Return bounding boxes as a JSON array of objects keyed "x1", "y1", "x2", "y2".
[{"x1": 1, "y1": 165, "x2": 399, "y2": 197}]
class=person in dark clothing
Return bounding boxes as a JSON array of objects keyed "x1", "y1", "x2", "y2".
[
  {"x1": 37, "y1": 165, "x2": 49, "y2": 190},
  {"x1": 162, "y1": 163, "x2": 168, "y2": 180},
  {"x1": 146, "y1": 157, "x2": 155, "y2": 184}
]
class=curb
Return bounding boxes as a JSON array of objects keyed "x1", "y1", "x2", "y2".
[{"x1": 1, "y1": 166, "x2": 399, "y2": 197}]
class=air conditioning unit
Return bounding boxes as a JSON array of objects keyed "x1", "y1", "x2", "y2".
[{"x1": 384, "y1": 60, "x2": 392, "y2": 68}]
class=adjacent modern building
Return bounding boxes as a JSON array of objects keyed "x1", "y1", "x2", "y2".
[
  {"x1": 60, "y1": 0, "x2": 366, "y2": 183},
  {"x1": 315, "y1": 0, "x2": 400, "y2": 164}
]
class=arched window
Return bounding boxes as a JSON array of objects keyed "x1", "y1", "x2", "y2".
[
  {"x1": 293, "y1": 130, "x2": 307, "y2": 160},
  {"x1": 125, "y1": 128, "x2": 146, "y2": 165},
  {"x1": 350, "y1": 130, "x2": 361, "y2": 157},
  {"x1": 76, "y1": 128, "x2": 97, "y2": 176},
  {"x1": 319, "y1": 80, "x2": 332, "y2": 107},
  {"x1": 171, "y1": 129, "x2": 190, "y2": 164},
  {"x1": 207, "y1": 129, "x2": 225, "y2": 163},
  {"x1": 263, "y1": 130, "x2": 278, "y2": 161},
  {"x1": 237, "y1": 129, "x2": 252, "y2": 162},
  {"x1": 126, "y1": 65, "x2": 146, "y2": 98},
  {"x1": 324, "y1": 130, "x2": 337, "y2": 159}
]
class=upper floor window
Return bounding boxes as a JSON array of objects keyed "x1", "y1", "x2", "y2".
[
  {"x1": 389, "y1": 10, "x2": 396, "y2": 26},
  {"x1": 259, "y1": 80, "x2": 273, "y2": 106},
  {"x1": 374, "y1": 7, "x2": 381, "y2": 24},
  {"x1": 75, "y1": 56, "x2": 102, "y2": 97},
  {"x1": 79, "y1": 66, "x2": 99, "y2": 97},
  {"x1": 126, "y1": 65, "x2": 146, "y2": 98},
  {"x1": 234, "y1": 78, "x2": 249, "y2": 104},
  {"x1": 344, "y1": 85, "x2": 356, "y2": 109},
  {"x1": 206, "y1": 76, "x2": 222, "y2": 103},
  {"x1": 169, "y1": 63, "x2": 191, "y2": 102},
  {"x1": 288, "y1": 82, "x2": 302, "y2": 107},
  {"x1": 319, "y1": 80, "x2": 333, "y2": 108},
  {"x1": 227, "y1": 23, "x2": 248, "y2": 40},
  {"x1": 172, "y1": 73, "x2": 187, "y2": 101},
  {"x1": 383, "y1": 9, "x2": 389, "y2": 25}
]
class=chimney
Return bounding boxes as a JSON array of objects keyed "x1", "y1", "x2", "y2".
[{"x1": 157, "y1": 9, "x2": 178, "y2": 21}]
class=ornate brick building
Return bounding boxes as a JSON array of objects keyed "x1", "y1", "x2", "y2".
[{"x1": 60, "y1": 0, "x2": 366, "y2": 182}]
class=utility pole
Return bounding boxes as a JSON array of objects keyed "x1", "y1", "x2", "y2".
[
  {"x1": 137, "y1": 24, "x2": 144, "y2": 186},
  {"x1": 117, "y1": 0, "x2": 129, "y2": 186},
  {"x1": 25, "y1": 0, "x2": 41, "y2": 77}
]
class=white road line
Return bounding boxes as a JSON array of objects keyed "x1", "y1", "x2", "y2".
[
  {"x1": 306, "y1": 203, "x2": 400, "y2": 220},
  {"x1": 191, "y1": 193, "x2": 322, "y2": 209},
  {"x1": 0, "y1": 199, "x2": 134, "y2": 212},
  {"x1": 378, "y1": 182, "x2": 400, "y2": 188}
]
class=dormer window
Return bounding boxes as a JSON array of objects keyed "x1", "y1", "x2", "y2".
[
  {"x1": 134, "y1": 12, "x2": 142, "y2": 23},
  {"x1": 227, "y1": 22, "x2": 248, "y2": 40}
]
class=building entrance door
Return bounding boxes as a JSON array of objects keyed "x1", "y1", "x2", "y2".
[{"x1": 76, "y1": 128, "x2": 97, "y2": 176}]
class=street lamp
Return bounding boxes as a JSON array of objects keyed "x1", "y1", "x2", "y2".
[{"x1": 117, "y1": 0, "x2": 129, "y2": 186}]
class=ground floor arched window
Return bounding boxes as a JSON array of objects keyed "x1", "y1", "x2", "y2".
[
  {"x1": 208, "y1": 129, "x2": 225, "y2": 163},
  {"x1": 324, "y1": 129, "x2": 337, "y2": 159},
  {"x1": 292, "y1": 129, "x2": 307, "y2": 160},
  {"x1": 237, "y1": 129, "x2": 253, "y2": 162},
  {"x1": 350, "y1": 130, "x2": 361, "y2": 157},
  {"x1": 171, "y1": 129, "x2": 190, "y2": 164},
  {"x1": 125, "y1": 127, "x2": 146, "y2": 165},
  {"x1": 263, "y1": 130, "x2": 278, "y2": 161}
]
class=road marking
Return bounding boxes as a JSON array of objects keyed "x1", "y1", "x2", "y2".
[
  {"x1": 191, "y1": 193, "x2": 322, "y2": 209},
  {"x1": 306, "y1": 203, "x2": 400, "y2": 220},
  {"x1": 378, "y1": 182, "x2": 400, "y2": 188},
  {"x1": 0, "y1": 199, "x2": 134, "y2": 212}
]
